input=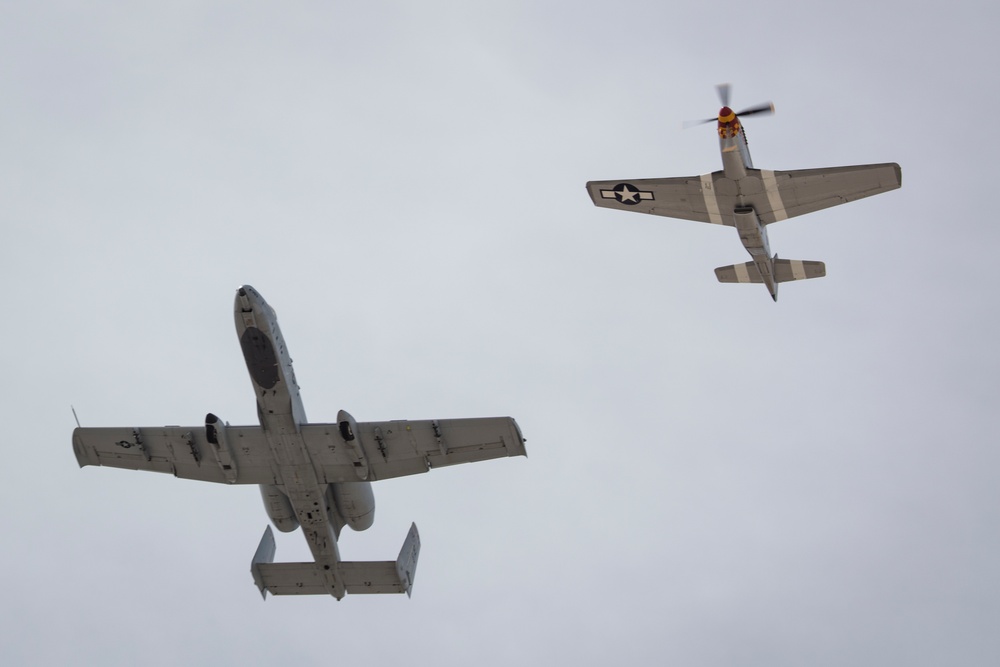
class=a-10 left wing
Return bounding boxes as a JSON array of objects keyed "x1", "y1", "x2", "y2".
[{"x1": 73, "y1": 416, "x2": 526, "y2": 485}]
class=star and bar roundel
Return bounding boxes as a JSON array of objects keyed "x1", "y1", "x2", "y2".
[{"x1": 600, "y1": 183, "x2": 654, "y2": 205}]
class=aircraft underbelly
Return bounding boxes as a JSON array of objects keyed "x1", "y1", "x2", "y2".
[
  {"x1": 709, "y1": 173, "x2": 779, "y2": 226},
  {"x1": 255, "y1": 405, "x2": 340, "y2": 564},
  {"x1": 236, "y1": 286, "x2": 339, "y2": 572},
  {"x1": 738, "y1": 223, "x2": 769, "y2": 257}
]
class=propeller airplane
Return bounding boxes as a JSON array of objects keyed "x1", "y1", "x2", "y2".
[{"x1": 587, "y1": 84, "x2": 901, "y2": 301}]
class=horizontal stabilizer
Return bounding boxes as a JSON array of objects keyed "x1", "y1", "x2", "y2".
[
  {"x1": 715, "y1": 259, "x2": 825, "y2": 284},
  {"x1": 773, "y1": 259, "x2": 825, "y2": 283},
  {"x1": 253, "y1": 561, "x2": 337, "y2": 597},
  {"x1": 716, "y1": 261, "x2": 764, "y2": 283},
  {"x1": 250, "y1": 523, "x2": 421, "y2": 599},
  {"x1": 343, "y1": 521, "x2": 420, "y2": 596}
]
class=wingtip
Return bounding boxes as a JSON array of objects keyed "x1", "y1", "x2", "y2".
[{"x1": 72, "y1": 429, "x2": 90, "y2": 468}]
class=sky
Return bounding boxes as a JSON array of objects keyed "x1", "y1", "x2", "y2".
[{"x1": 1, "y1": 1, "x2": 997, "y2": 665}]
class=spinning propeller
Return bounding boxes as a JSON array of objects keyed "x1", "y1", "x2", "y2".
[{"x1": 683, "y1": 83, "x2": 775, "y2": 128}]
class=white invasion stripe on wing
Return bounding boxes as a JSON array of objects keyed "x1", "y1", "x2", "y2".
[
  {"x1": 700, "y1": 174, "x2": 724, "y2": 225},
  {"x1": 760, "y1": 170, "x2": 788, "y2": 222},
  {"x1": 791, "y1": 259, "x2": 807, "y2": 280},
  {"x1": 734, "y1": 262, "x2": 751, "y2": 283}
]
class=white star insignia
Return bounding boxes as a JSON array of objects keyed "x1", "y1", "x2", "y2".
[{"x1": 618, "y1": 186, "x2": 639, "y2": 202}]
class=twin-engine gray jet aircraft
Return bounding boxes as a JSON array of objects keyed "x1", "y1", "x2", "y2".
[
  {"x1": 586, "y1": 85, "x2": 902, "y2": 300},
  {"x1": 72, "y1": 285, "x2": 526, "y2": 600}
]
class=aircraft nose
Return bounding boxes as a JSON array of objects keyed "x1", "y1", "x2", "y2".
[
  {"x1": 236, "y1": 284, "x2": 261, "y2": 313},
  {"x1": 235, "y1": 285, "x2": 277, "y2": 322},
  {"x1": 718, "y1": 106, "x2": 736, "y2": 123}
]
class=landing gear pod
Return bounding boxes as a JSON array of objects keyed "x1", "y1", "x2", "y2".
[
  {"x1": 205, "y1": 413, "x2": 238, "y2": 483},
  {"x1": 337, "y1": 410, "x2": 370, "y2": 481}
]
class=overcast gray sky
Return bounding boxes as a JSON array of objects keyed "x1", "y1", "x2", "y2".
[{"x1": 2, "y1": 1, "x2": 997, "y2": 665}]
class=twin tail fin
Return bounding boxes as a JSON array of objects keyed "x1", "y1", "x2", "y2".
[{"x1": 251, "y1": 523, "x2": 421, "y2": 600}]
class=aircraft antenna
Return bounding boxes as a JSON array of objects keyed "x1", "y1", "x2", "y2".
[{"x1": 71, "y1": 405, "x2": 82, "y2": 428}]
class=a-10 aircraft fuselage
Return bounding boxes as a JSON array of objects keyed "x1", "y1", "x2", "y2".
[{"x1": 236, "y1": 285, "x2": 362, "y2": 598}]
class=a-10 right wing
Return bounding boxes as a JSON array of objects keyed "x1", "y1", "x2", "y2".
[{"x1": 300, "y1": 417, "x2": 526, "y2": 483}]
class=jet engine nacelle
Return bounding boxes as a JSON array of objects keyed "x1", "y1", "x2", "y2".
[
  {"x1": 326, "y1": 482, "x2": 375, "y2": 532},
  {"x1": 259, "y1": 484, "x2": 299, "y2": 533}
]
